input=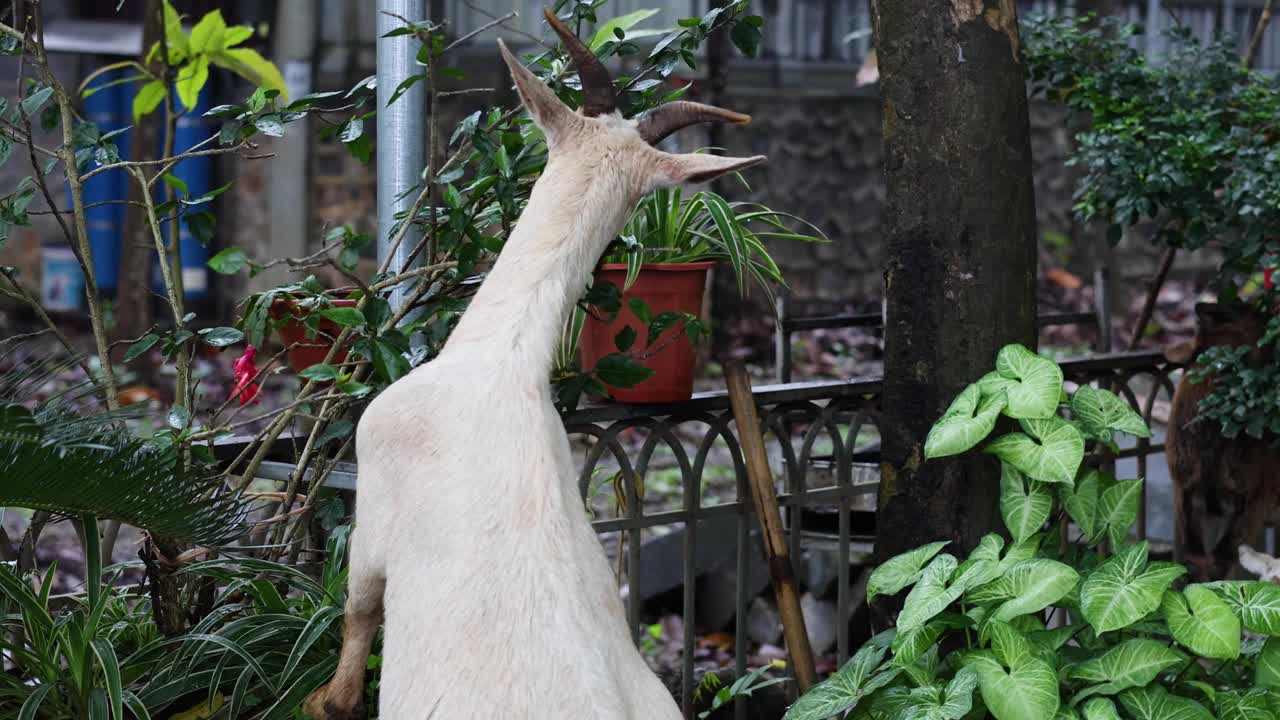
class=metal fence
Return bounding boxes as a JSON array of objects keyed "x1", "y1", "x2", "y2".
[{"x1": 239, "y1": 349, "x2": 1178, "y2": 718}]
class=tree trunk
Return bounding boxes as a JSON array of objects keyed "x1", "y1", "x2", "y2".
[
  {"x1": 113, "y1": 0, "x2": 162, "y2": 357},
  {"x1": 872, "y1": 1, "x2": 1038, "y2": 625}
]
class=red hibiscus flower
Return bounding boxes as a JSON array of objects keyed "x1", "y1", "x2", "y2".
[{"x1": 231, "y1": 345, "x2": 263, "y2": 406}]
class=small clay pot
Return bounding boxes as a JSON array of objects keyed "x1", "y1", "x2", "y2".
[
  {"x1": 578, "y1": 262, "x2": 712, "y2": 404},
  {"x1": 268, "y1": 293, "x2": 359, "y2": 374}
]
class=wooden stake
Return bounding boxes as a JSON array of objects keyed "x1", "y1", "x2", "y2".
[{"x1": 724, "y1": 361, "x2": 818, "y2": 692}]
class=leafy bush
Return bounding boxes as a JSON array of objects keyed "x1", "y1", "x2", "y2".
[
  {"x1": 784, "y1": 345, "x2": 1279, "y2": 720},
  {"x1": 1024, "y1": 14, "x2": 1280, "y2": 443}
]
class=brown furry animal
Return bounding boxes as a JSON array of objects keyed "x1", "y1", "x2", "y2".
[{"x1": 1165, "y1": 302, "x2": 1278, "y2": 581}]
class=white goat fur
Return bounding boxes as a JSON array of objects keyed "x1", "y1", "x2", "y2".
[{"x1": 304, "y1": 39, "x2": 764, "y2": 719}]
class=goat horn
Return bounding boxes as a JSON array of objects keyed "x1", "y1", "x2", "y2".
[
  {"x1": 543, "y1": 7, "x2": 616, "y2": 117},
  {"x1": 636, "y1": 101, "x2": 752, "y2": 145}
]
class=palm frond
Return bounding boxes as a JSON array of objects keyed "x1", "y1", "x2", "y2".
[{"x1": 0, "y1": 352, "x2": 250, "y2": 546}]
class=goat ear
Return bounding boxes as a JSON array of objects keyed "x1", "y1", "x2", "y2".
[
  {"x1": 498, "y1": 39, "x2": 573, "y2": 140},
  {"x1": 651, "y1": 151, "x2": 767, "y2": 188}
]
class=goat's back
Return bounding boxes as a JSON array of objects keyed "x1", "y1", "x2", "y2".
[{"x1": 352, "y1": 362, "x2": 682, "y2": 719}]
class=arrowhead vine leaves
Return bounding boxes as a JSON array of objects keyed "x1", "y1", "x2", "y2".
[{"x1": 785, "y1": 345, "x2": 1278, "y2": 720}]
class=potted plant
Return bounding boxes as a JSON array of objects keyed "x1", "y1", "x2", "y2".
[
  {"x1": 576, "y1": 182, "x2": 825, "y2": 403},
  {"x1": 238, "y1": 277, "x2": 363, "y2": 374}
]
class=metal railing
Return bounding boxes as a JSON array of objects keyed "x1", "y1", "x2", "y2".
[{"x1": 227, "y1": 349, "x2": 1177, "y2": 718}]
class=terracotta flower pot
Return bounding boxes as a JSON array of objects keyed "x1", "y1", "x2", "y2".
[
  {"x1": 269, "y1": 294, "x2": 358, "y2": 374},
  {"x1": 579, "y1": 262, "x2": 712, "y2": 404}
]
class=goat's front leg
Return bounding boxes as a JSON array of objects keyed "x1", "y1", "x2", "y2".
[{"x1": 304, "y1": 565, "x2": 384, "y2": 720}]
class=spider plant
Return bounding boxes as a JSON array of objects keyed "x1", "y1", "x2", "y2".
[
  {"x1": 600, "y1": 180, "x2": 827, "y2": 301},
  {"x1": 141, "y1": 525, "x2": 363, "y2": 719},
  {"x1": 0, "y1": 558, "x2": 161, "y2": 719}
]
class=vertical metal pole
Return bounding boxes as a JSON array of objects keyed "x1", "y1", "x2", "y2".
[{"x1": 376, "y1": 0, "x2": 426, "y2": 313}]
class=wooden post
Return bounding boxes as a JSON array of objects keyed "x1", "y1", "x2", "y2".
[{"x1": 724, "y1": 361, "x2": 817, "y2": 692}]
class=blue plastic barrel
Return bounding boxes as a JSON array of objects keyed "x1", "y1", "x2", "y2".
[
  {"x1": 163, "y1": 86, "x2": 215, "y2": 300},
  {"x1": 74, "y1": 68, "x2": 126, "y2": 295}
]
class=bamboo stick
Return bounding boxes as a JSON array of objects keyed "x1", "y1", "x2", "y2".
[{"x1": 725, "y1": 361, "x2": 818, "y2": 692}]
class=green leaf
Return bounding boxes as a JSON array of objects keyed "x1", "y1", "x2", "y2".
[
  {"x1": 370, "y1": 337, "x2": 409, "y2": 384},
  {"x1": 593, "y1": 353, "x2": 654, "y2": 388},
  {"x1": 899, "y1": 554, "x2": 994, "y2": 632},
  {"x1": 1080, "y1": 542, "x2": 1186, "y2": 633},
  {"x1": 646, "y1": 311, "x2": 690, "y2": 347},
  {"x1": 984, "y1": 416, "x2": 1084, "y2": 485},
  {"x1": 894, "y1": 666, "x2": 980, "y2": 720},
  {"x1": 614, "y1": 326, "x2": 637, "y2": 352},
  {"x1": 782, "y1": 644, "x2": 900, "y2": 720},
  {"x1": 186, "y1": 211, "x2": 215, "y2": 246},
  {"x1": 1216, "y1": 690, "x2": 1276, "y2": 720},
  {"x1": 1060, "y1": 470, "x2": 1102, "y2": 541},
  {"x1": 925, "y1": 383, "x2": 1007, "y2": 459},
  {"x1": 210, "y1": 47, "x2": 289, "y2": 100},
  {"x1": 1096, "y1": 477, "x2": 1142, "y2": 548},
  {"x1": 167, "y1": 405, "x2": 191, "y2": 430},
  {"x1": 132, "y1": 80, "x2": 167, "y2": 122},
  {"x1": 1257, "y1": 637, "x2": 1280, "y2": 688},
  {"x1": 1117, "y1": 685, "x2": 1213, "y2": 720},
  {"x1": 980, "y1": 344, "x2": 1064, "y2": 419},
  {"x1": 318, "y1": 306, "x2": 366, "y2": 328},
  {"x1": 890, "y1": 614, "x2": 969, "y2": 666},
  {"x1": 339, "y1": 116, "x2": 364, "y2": 143},
  {"x1": 90, "y1": 638, "x2": 124, "y2": 720},
  {"x1": 176, "y1": 55, "x2": 210, "y2": 111},
  {"x1": 1203, "y1": 581, "x2": 1280, "y2": 635},
  {"x1": 337, "y1": 380, "x2": 371, "y2": 398},
  {"x1": 161, "y1": 173, "x2": 188, "y2": 194},
  {"x1": 123, "y1": 333, "x2": 160, "y2": 363},
  {"x1": 160, "y1": 0, "x2": 190, "y2": 59},
  {"x1": 298, "y1": 363, "x2": 340, "y2": 382},
  {"x1": 628, "y1": 296, "x2": 653, "y2": 325},
  {"x1": 198, "y1": 326, "x2": 244, "y2": 348},
  {"x1": 18, "y1": 86, "x2": 52, "y2": 119},
  {"x1": 968, "y1": 559, "x2": 1079, "y2": 623},
  {"x1": 965, "y1": 622, "x2": 1060, "y2": 720},
  {"x1": 222, "y1": 25, "x2": 254, "y2": 48},
  {"x1": 1071, "y1": 385, "x2": 1150, "y2": 440},
  {"x1": 207, "y1": 247, "x2": 249, "y2": 274},
  {"x1": 589, "y1": 9, "x2": 662, "y2": 50},
  {"x1": 1162, "y1": 586, "x2": 1241, "y2": 659},
  {"x1": 1080, "y1": 698, "x2": 1121, "y2": 720},
  {"x1": 867, "y1": 540, "x2": 950, "y2": 602},
  {"x1": 188, "y1": 9, "x2": 226, "y2": 54},
  {"x1": 1069, "y1": 638, "x2": 1184, "y2": 698},
  {"x1": 999, "y1": 463, "x2": 1053, "y2": 544},
  {"x1": 253, "y1": 112, "x2": 284, "y2": 137},
  {"x1": 18, "y1": 683, "x2": 54, "y2": 720}
]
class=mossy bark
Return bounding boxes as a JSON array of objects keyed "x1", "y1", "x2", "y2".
[{"x1": 871, "y1": 0, "x2": 1038, "y2": 626}]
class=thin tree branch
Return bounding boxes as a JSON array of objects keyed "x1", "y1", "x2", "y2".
[
  {"x1": 1126, "y1": 245, "x2": 1177, "y2": 352},
  {"x1": 1244, "y1": 0, "x2": 1275, "y2": 70}
]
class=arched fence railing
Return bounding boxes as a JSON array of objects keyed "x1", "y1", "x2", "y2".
[{"x1": 227, "y1": 349, "x2": 1178, "y2": 719}]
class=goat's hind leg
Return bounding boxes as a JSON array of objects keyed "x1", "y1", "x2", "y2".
[{"x1": 304, "y1": 533, "x2": 385, "y2": 720}]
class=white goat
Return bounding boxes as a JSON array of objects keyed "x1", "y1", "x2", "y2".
[
  {"x1": 1240, "y1": 544, "x2": 1280, "y2": 584},
  {"x1": 304, "y1": 11, "x2": 764, "y2": 719}
]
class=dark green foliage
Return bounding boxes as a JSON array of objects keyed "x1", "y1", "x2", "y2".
[
  {"x1": 1024, "y1": 15, "x2": 1280, "y2": 279},
  {"x1": 0, "y1": 353, "x2": 249, "y2": 545}
]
